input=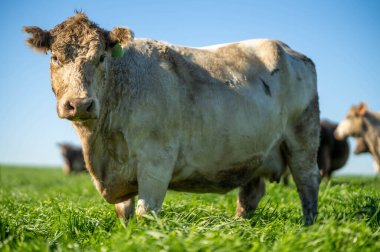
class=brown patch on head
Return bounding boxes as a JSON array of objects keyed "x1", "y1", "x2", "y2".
[{"x1": 49, "y1": 13, "x2": 106, "y2": 63}]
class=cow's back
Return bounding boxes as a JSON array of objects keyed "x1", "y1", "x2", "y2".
[{"x1": 172, "y1": 39, "x2": 317, "y2": 117}]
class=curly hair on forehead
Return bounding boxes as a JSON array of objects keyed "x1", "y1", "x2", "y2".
[
  {"x1": 50, "y1": 12, "x2": 103, "y2": 42},
  {"x1": 49, "y1": 12, "x2": 107, "y2": 60}
]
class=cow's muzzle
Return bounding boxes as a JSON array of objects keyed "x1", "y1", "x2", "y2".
[{"x1": 60, "y1": 98, "x2": 98, "y2": 121}]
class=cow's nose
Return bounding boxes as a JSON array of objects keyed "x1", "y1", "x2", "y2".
[{"x1": 62, "y1": 98, "x2": 97, "y2": 121}]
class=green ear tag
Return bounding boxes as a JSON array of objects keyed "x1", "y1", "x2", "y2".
[{"x1": 112, "y1": 43, "x2": 124, "y2": 58}]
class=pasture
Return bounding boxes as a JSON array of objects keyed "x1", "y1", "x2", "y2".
[{"x1": 1, "y1": 165, "x2": 379, "y2": 251}]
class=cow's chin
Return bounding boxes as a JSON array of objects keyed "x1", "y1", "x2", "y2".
[
  {"x1": 68, "y1": 116, "x2": 97, "y2": 122},
  {"x1": 71, "y1": 118, "x2": 97, "y2": 127},
  {"x1": 65, "y1": 116, "x2": 98, "y2": 128}
]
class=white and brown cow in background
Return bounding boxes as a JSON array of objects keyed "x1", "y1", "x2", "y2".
[
  {"x1": 24, "y1": 13, "x2": 320, "y2": 225},
  {"x1": 335, "y1": 103, "x2": 380, "y2": 174}
]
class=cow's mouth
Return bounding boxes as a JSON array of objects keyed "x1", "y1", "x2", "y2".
[{"x1": 67, "y1": 115, "x2": 98, "y2": 122}]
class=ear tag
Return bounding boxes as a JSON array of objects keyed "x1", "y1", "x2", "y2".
[{"x1": 112, "y1": 43, "x2": 124, "y2": 58}]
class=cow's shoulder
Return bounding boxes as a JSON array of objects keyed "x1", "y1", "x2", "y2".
[
  {"x1": 201, "y1": 39, "x2": 289, "y2": 75},
  {"x1": 131, "y1": 39, "x2": 171, "y2": 59}
]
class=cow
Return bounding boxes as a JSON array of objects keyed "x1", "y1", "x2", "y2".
[
  {"x1": 335, "y1": 102, "x2": 380, "y2": 175},
  {"x1": 318, "y1": 120, "x2": 349, "y2": 179},
  {"x1": 24, "y1": 12, "x2": 320, "y2": 225},
  {"x1": 58, "y1": 143, "x2": 86, "y2": 175}
]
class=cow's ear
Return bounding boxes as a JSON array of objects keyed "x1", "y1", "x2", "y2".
[
  {"x1": 106, "y1": 27, "x2": 134, "y2": 48},
  {"x1": 23, "y1": 26, "x2": 51, "y2": 53},
  {"x1": 358, "y1": 102, "x2": 368, "y2": 116}
]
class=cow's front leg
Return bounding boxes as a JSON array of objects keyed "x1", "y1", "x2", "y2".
[
  {"x1": 134, "y1": 139, "x2": 178, "y2": 217},
  {"x1": 115, "y1": 197, "x2": 135, "y2": 221},
  {"x1": 236, "y1": 177, "x2": 266, "y2": 218},
  {"x1": 136, "y1": 170, "x2": 171, "y2": 217},
  {"x1": 136, "y1": 155, "x2": 174, "y2": 217}
]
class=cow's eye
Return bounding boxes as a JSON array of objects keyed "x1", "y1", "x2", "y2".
[{"x1": 51, "y1": 55, "x2": 61, "y2": 66}]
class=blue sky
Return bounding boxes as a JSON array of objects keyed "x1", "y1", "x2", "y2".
[{"x1": 0, "y1": 1, "x2": 379, "y2": 175}]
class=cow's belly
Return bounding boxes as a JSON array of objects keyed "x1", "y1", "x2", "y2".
[
  {"x1": 169, "y1": 122, "x2": 286, "y2": 193},
  {"x1": 168, "y1": 153, "x2": 264, "y2": 193},
  {"x1": 170, "y1": 100, "x2": 285, "y2": 191}
]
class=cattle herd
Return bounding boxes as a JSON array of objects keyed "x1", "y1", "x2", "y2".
[{"x1": 24, "y1": 12, "x2": 380, "y2": 225}]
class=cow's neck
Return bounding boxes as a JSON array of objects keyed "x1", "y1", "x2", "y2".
[
  {"x1": 71, "y1": 115, "x2": 133, "y2": 182},
  {"x1": 362, "y1": 114, "x2": 380, "y2": 165}
]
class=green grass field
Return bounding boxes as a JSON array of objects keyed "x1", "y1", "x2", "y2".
[{"x1": 1, "y1": 165, "x2": 379, "y2": 251}]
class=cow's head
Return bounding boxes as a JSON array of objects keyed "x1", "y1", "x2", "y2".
[
  {"x1": 24, "y1": 12, "x2": 134, "y2": 123},
  {"x1": 334, "y1": 102, "x2": 368, "y2": 140}
]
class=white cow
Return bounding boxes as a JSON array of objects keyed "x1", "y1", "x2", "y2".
[
  {"x1": 335, "y1": 102, "x2": 380, "y2": 175},
  {"x1": 24, "y1": 12, "x2": 320, "y2": 225}
]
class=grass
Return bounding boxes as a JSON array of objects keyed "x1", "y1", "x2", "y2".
[{"x1": 0, "y1": 165, "x2": 379, "y2": 251}]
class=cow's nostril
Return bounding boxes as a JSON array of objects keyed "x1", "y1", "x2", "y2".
[
  {"x1": 86, "y1": 100, "x2": 94, "y2": 112},
  {"x1": 65, "y1": 101, "x2": 75, "y2": 111}
]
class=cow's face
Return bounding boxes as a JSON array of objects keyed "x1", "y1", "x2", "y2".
[
  {"x1": 334, "y1": 103, "x2": 367, "y2": 140},
  {"x1": 24, "y1": 13, "x2": 134, "y2": 123}
]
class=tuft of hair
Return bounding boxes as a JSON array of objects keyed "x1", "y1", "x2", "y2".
[
  {"x1": 23, "y1": 26, "x2": 51, "y2": 53},
  {"x1": 74, "y1": 9, "x2": 85, "y2": 15}
]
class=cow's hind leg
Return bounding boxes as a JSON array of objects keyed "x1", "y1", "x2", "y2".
[
  {"x1": 236, "y1": 177, "x2": 266, "y2": 218},
  {"x1": 286, "y1": 96, "x2": 321, "y2": 225},
  {"x1": 115, "y1": 197, "x2": 135, "y2": 222}
]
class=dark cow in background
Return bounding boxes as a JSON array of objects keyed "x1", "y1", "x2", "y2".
[
  {"x1": 318, "y1": 120, "x2": 349, "y2": 179},
  {"x1": 335, "y1": 102, "x2": 380, "y2": 174},
  {"x1": 58, "y1": 143, "x2": 86, "y2": 175},
  {"x1": 282, "y1": 120, "x2": 350, "y2": 183}
]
